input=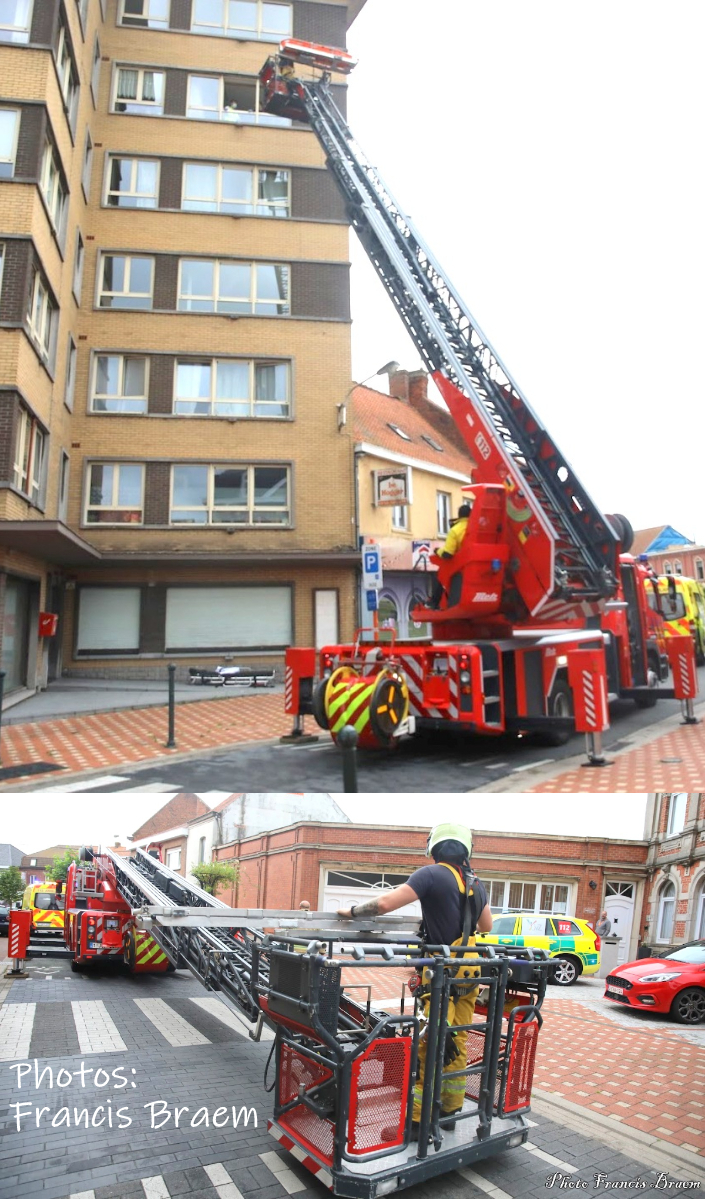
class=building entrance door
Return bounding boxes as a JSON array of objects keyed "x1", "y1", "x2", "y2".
[
  {"x1": 2, "y1": 576, "x2": 31, "y2": 692},
  {"x1": 604, "y1": 881, "x2": 635, "y2": 963}
]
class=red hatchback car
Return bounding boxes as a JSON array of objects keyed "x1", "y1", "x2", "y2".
[{"x1": 604, "y1": 939, "x2": 705, "y2": 1024}]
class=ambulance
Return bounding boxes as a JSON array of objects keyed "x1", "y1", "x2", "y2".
[
  {"x1": 657, "y1": 575, "x2": 705, "y2": 666},
  {"x1": 21, "y1": 882, "x2": 65, "y2": 937}
]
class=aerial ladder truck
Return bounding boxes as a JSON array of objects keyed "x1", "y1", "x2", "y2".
[
  {"x1": 9, "y1": 845, "x2": 553, "y2": 1196},
  {"x1": 267, "y1": 41, "x2": 699, "y2": 757}
]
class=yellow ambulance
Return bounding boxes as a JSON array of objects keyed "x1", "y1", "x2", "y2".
[
  {"x1": 22, "y1": 882, "x2": 65, "y2": 936},
  {"x1": 476, "y1": 912, "x2": 601, "y2": 985},
  {"x1": 657, "y1": 575, "x2": 705, "y2": 665}
]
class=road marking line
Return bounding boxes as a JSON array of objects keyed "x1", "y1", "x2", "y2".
[
  {"x1": 69, "y1": 1191, "x2": 96, "y2": 1198},
  {"x1": 190, "y1": 996, "x2": 274, "y2": 1041},
  {"x1": 522, "y1": 1141, "x2": 577, "y2": 1172},
  {"x1": 456, "y1": 1166, "x2": 513, "y2": 1198},
  {"x1": 39, "y1": 775, "x2": 130, "y2": 792},
  {"x1": 524, "y1": 1117, "x2": 539, "y2": 1126},
  {"x1": 259, "y1": 1150, "x2": 307, "y2": 1194},
  {"x1": 134, "y1": 997, "x2": 209, "y2": 1047},
  {"x1": 71, "y1": 1000, "x2": 127, "y2": 1053},
  {"x1": 0, "y1": 1002, "x2": 36, "y2": 1060},
  {"x1": 204, "y1": 1162, "x2": 244, "y2": 1199},
  {"x1": 511, "y1": 759, "x2": 554, "y2": 773},
  {"x1": 114, "y1": 784, "x2": 180, "y2": 793},
  {"x1": 141, "y1": 1177, "x2": 170, "y2": 1199}
]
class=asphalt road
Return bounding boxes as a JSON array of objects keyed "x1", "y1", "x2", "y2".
[
  {"x1": 0, "y1": 959, "x2": 699, "y2": 1199},
  {"x1": 80, "y1": 679, "x2": 705, "y2": 793}
]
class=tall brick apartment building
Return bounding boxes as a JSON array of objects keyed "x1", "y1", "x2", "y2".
[{"x1": 0, "y1": 0, "x2": 365, "y2": 701}]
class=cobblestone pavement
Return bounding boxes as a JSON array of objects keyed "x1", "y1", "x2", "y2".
[{"x1": 1, "y1": 963, "x2": 703, "y2": 1197}]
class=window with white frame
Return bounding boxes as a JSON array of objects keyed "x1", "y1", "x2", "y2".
[
  {"x1": 675, "y1": 559, "x2": 683, "y2": 574},
  {"x1": 58, "y1": 450, "x2": 69, "y2": 521},
  {"x1": 64, "y1": 336, "x2": 77, "y2": 410},
  {"x1": 392, "y1": 503, "x2": 408, "y2": 531},
  {"x1": 0, "y1": 109, "x2": 19, "y2": 177},
  {"x1": 82, "y1": 130, "x2": 93, "y2": 198},
  {"x1": 479, "y1": 878, "x2": 570, "y2": 914},
  {"x1": 73, "y1": 231, "x2": 84, "y2": 301},
  {"x1": 26, "y1": 269, "x2": 56, "y2": 360},
  {"x1": 198, "y1": 836, "x2": 206, "y2": 863},
  {"x1": 98, "y1": 254, "x2": 154, "y2": 309},
  {"x1": 113, "y1": 67, "x2": 165, "y2": 115},
  {"x1": 106, "y1": 157, "x2": 159, "y2": 208},
  {"x1": 186, "y1": 72, "x2": 289, "y2": 126},
  {"x1": 91, "y1": 36, "x2": 101, "y2": 103},
  {"x1": 170, "y1": 464, "x2": 290, "y2": 525},
  {"x1": 92, "y1": 354, "x2": 148, "y2": 413},
  {"x1": 0, "y1": 0, "x2": 32, "y2": 43},
  {"x1": 85, "y1": 462, "x2": 145, "y2": 524},
  {"x1": 13, "y1": 408, "x2": 46, "y2": 504},
  {"x1": 191, "y1": 0, "x2": 291, "y2": 40},
  {"x1": 187, "y1": 75, "x2": 222, "y2": 120},
  {"x1": 40, "y1": 141, "x2": 67, "y2": 232},
  {"x1": 178, "y1": 259, "x2": 288, "y2": 315},
  {"x1": 166, "y1": 848, "x2": 181, "y2": 870},
  {"x1": 174, "y1": 359, "x2": 289, "y2": 417},
  {"x1": 56, "y1": 25, "x2": 79, "y2": 126},
  {"x1": 663, "y1": 560, "x2": 672, "y2": 574},
  {"x1": 657, "y1": 879, "x2": 676, "y2": 942},
  {"x1": 666, "y1": 792, "x2": 688, "y2": 837},
  {"x1": 697, "y1": 558, "x2": 704, "y2": 582},
  {"x1": 119, "y1": 0, "x2": 169, "y2": 27},
  {"x1": 182, "y1": 162, "x2": 289, "y2": 217},
  {"x1": 437, "y1": 491, "x2": 451, "y2": 536}
]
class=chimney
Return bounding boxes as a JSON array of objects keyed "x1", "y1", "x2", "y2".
[
  {"x1": 389, "y1": 369, "x2": 409, "y2": 401},
  {"x1": 408, "y1": 370, "x2": 428, "y2": 405}
]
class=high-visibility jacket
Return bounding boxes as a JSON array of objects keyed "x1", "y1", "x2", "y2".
[{"x1": 441, "y1": 517, "x2": 468, "y2": 557}]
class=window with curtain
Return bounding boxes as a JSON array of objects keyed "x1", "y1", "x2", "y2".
[
  {"x1": 92, "y1": 355, "x2": 149, "y2": 413},
  {"x1": 657, "y1": 880, "x2": 676, "y2": 942},
  {"x1": 114, "y1": 67, "x2": 164, "y2": 114},
  {"x1": 174, "y1": 358, "x2": 289, "y2": 417},
  {"x1": 170, "y1": 464, "x2": 290, "y2": 525},
  {"x1": 13, "y1": 409, "x2": 46, "y2": 505},
  {"x1": 106, "y1": 157, "x2": 159, "y2": 207},
  {"x1": 182, "y1": 162, "x2": 289, "y2": 216},
  {"x1": 177, "y1": 259, "x2": 289, "y2": 315}
]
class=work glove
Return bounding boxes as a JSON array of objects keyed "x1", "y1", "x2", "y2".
[{"x1": 443, "y1": 1029, "x2": 461, "y2": 1066}]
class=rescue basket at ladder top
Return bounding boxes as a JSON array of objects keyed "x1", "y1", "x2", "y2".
[{"x1": 312, "y1": 663, "x2": 410, "y2": 748}]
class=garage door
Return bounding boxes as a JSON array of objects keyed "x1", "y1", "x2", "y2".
[
  {"x1": 322, "y1": 870, "x2": 421, "y2": 918},
  {"x1": 77, "y1": 587, "x2": 141, "y2": 652},
  {"x1": 165, "y1": 586, "x2": 291, "y2": 650}
]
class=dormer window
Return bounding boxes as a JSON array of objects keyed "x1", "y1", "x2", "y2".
[
  {"x1": 387, "y1": 422, "x2": 411, "y2": 441},
  {"x1": 421, "y1": 434, "x2": 443, "y2": 452}
]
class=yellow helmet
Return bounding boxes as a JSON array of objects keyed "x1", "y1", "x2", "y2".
[{"x1": 426, "y1": 822, "x2": 473, "y2": 859}]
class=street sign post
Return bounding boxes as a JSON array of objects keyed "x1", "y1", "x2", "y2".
[
  {"x1": 361, "y1": 544, "x2": 383, "y2": 590},
  {"x1": 365, "y1": 589, "x2": 378, "y2": 612}
]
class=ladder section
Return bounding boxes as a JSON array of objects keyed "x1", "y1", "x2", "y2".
[{"x1": 296, "y1": 79, "x2": 619, "y2": 610}]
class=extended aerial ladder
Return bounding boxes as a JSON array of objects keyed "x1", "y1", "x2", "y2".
[
  {"x1": 6, "y1": 845, "x2": 553, "y2": 1196},
  {"x1": 266, "y1": 42, "x2": 699, "y2": 753}
]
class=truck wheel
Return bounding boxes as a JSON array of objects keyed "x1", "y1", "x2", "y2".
[
  {"x1": 551, "y1": 956, "x2": 581, "y2": 986},
  {"x1": 634, "y1": 664, "x2": 659, "y2": 708},
  {"x1": 70, "y1": 960, "x2": 81, "y2": 973},
  {"x1": 670, "y1": 987, "x2": 705, "y2": 1024},
  {"x1": 535, "y1": 680, "x2": 574, "y2": 746}
]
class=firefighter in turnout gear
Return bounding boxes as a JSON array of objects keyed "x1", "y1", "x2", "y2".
[{"x1": 337, "y1": 822, "x2": 492, "y2": 1132}]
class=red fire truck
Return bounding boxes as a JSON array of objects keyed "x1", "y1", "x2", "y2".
[{"x1": 266, "y1": 40, "x2": 698, "y2": 753}]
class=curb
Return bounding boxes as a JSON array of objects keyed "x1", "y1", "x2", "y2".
[
  {"x1": 531, "y1": 1088, "x2": 705, "y2": 1182},
  {"x1": 0, "y1": 684, "x2": 284, "y2": 726}
]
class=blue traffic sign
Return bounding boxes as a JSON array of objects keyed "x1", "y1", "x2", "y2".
[
  {"x1": 365, "y1": 589, "x2": 378, "y2": 612},
  {"x1": 362, "y1": 544, "x2": 383, "y2": 589}
]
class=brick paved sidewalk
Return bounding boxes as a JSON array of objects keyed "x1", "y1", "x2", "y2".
[
  {"x1": 530, "y1": 716, "x2": 705, "y2": 792},
  {"x1": 0, "y1": 691, "x2": 291, "y2": 788}
]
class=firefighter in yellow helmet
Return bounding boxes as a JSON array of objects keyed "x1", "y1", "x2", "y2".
[{"x1": 337, "y1": 822, "x2": 492, "y2": 1134}]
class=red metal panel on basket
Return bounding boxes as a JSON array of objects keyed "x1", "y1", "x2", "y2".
[
  {"x1": 501, "y1": 1020, "x2": 539, "y2": 1113},
  {"x1": 347, "y1": 1037, "x2": 412, "y2": 1155},
  {"x1": 277, "y1": 1045, "x2": 335, "y2": 1165}
]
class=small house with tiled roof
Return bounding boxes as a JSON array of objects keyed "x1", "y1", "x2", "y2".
[
  {"x1": 129, "y1": 794, "x2": 211, "y2": 876},
  {"x1": 353, "y1": 368, "x2": 475, "y2": 637}
]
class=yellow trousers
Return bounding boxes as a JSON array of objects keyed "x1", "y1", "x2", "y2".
[{"x1": 412, "y1": 941, "x2": 480, "y2": 1120}]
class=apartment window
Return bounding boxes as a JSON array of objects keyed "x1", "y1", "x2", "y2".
[
  {"x1": 91, "y1": 37, "x2": 101, "y2": 104},
  {"x1": 187, "y1": 74, "x2": 221, "y2": 120},
  {"x1": 64, "y1": 336, "x2": 77, "y2": 410},
  {"x1": 192, "y1": 0, "x2": 291, "y2": 40},
  {"x1": 119, "y1": 0, "x2": 169, "y2": 27},
  {"x1": 186, "y1": 73, "x2": 287, "y2": 126},
  {"x1": 479, "y1": 879, "x2": 569, "y2": 914},
  {"x1": 98, "y1": 254, "x2": 154, "y2": 308},
  {"x1": 0, "y1": 109, "x2": 19, "y2": 177},
  {"x1": 59, "y1": 451, "x2": 70, "y2": 521},
  {"x1": 27, "y1": 270, "x2": 56, "y2": 360},
  {"x1": 85, "y1": 463, "x2": 144, "y2": 524},
  {"x1": 437, "y1": 491, "x2": 451, "y2": 536},
  {"x1": 182, "y1": 162, "x2": 289, "y2": 217},
  {"x1": 697, "y1": 558, "x2": 705, "y2": 581},
  {"x1": 667, "y1": 792, "x2": 688, "y2": 837},
  {"x1": 392, "y1": 504, "x2": 407, "y2": 531},
  {"x1": 92, "y1": 354, "x2": 148, "y2": 413},
  {"x1": 166, "y1": 848, "x2": 181, "y2": 870},
  {"x1": 77, "y1": 0, "x2": 89, "y2": 31},
  {"x1": 0, "y1": 0, "x2": 32, "y2": 43},
  {"x1": 13, "y1": 409, "x2": 46, "y2": 504},
  {"x1": 56, "y1": 26, "x2": 79, "y2": 126},
  {"x1": 40, "y1": 142, "x2": 67, "y2": 232},
  {"x1": 178, "y1": 260, "x2": 288, "y2": 315},
  {"x1": 73, "y1": 232, "x2": 84, "y2": 301},
  {"x1": 82, "y1": 131, "x2": 93, "y2": 199},
  {"x1": 106, "y1": 157, "x2": 159, "y2": 208},
  {"x1": 174, "y1": 359, "x2": 289, "y2": 417},
  {"x1": 657, "y1": 880, "x2": 676, "y2": 942},
  {"x1": 170, "y1": 464, "x2": 290, "y2": 525},
  {"x1": 114, "y1": 67, "x2": 165, "y2": 115},
  {"x1": 198, "y1": 837, "x2": 206, "y2": 864}
]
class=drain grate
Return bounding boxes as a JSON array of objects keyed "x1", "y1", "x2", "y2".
[
  {"x1": 0, "y1": 762, "x2": 64, "y2": 781},
  {"x1": 659, "y1": 757, "x2": 683, "y2": 765}
]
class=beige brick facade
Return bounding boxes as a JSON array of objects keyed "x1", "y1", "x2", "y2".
[{"x1": 0, "y1": 0, "x2": 365, "y2": 695}]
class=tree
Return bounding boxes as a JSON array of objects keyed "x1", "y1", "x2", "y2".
[
  {"x1": 190, "y1": 861, "x2": 239, "y2": 897},
  {"x1": 0, "y1": 866, "x2": 24, "y2": 907},
  {"x1": 48, "y1": 849, "x2": 80, "y2": 883}
]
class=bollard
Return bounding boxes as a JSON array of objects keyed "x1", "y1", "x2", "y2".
[
  {"x1": 0, "y1": 669, "x2": 4, "y2": 759},
  {"x1": 166, "y1": 663, "x2": 176, "y2": 748},
  {"x1": 337, "y1": 724, "x2": 359, "y2": 792}
]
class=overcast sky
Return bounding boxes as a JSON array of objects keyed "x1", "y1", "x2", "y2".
[
  {"x1": 0, "y1": 792, "x2": 648, "y2": 854},
  {"x1": 346, "y1": 1, "x2": 704, "y2": 540}
]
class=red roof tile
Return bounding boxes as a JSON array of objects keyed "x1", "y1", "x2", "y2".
[
  {"x1": 130, "y1": 794, "x2": 210, "y2": 840},
  {"x1": 353, "y1": 383, "x2": 474, "y2": 477}
]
